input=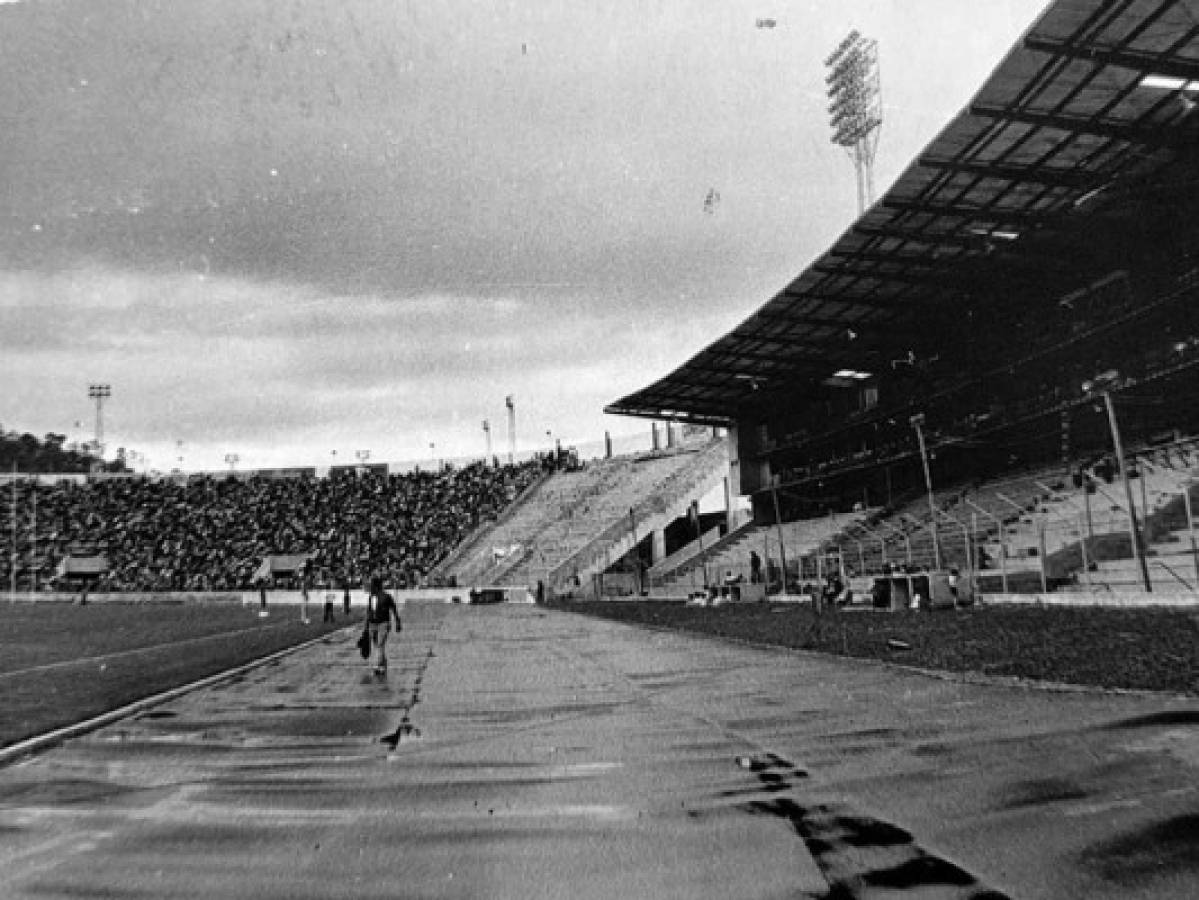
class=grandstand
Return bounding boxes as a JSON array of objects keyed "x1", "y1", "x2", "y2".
[
  {"x1": 1, "y1": 431, "x2": 741, "y2": 602},
  {"x1": 439, "y1": 434, "x2": 730, "y2": 595},
  {"x1": 5, "y1": 1, "x2": 1199, "y2": 608},
  {"x1": 603, "y1": 0, "x2": 1199, "y2": 603},
  {"x1": 0, "y1": 459, "x2": 545, "y2": 594}
]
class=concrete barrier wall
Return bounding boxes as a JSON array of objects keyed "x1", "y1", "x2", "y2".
[
  {"x1": 1, "y1": 586, "x2": 532, "y2": 606},
  {"x1": 1, "y1": 591, "x2": 244, "y2": 604},
  {"x1": 987, "y1": 592, "x2": 1199, "y2": 608}
]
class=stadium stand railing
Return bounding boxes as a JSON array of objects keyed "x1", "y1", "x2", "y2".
[
  {"x1": 426, "y1": 468, "x2": 551, "y2": 582},
  {"x1": 446, "y1": 438, "x2": 729, "y2": 591}
]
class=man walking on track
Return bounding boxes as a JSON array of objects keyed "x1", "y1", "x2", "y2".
[{"x1": 366, "y1": 576, "x2": 402, "y2": 675}]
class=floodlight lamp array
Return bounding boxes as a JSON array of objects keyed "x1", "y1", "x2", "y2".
[{"x1": 825, "y1": 32, "x2": 881, "y2": 147}]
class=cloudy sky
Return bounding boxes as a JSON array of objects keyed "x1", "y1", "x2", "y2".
[{"x1": 0, "y1": 0, "x2": 1049, "y2": 471}]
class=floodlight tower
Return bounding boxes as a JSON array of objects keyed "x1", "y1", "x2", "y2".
[
  {"x1": 88, "y1": 384, "x2": 111, "y2": 457},
  {"x1": 505, "y1": 395, "x2": 516, "y2": 465},
  {"x1": 825, "y1": 30, "x2": 883, "y2": 215}
]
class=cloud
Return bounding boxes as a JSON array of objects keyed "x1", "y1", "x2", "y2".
[
  {"x1": 0, "y1": 0, "x2": 1052, "y2": 471},
  {"x1": 0, "y1": 261, "x2": 697, "y2": 469}
]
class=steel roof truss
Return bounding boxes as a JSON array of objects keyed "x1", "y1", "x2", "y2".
[
  {"x1": 970, "y1": 102, "x2": 1187, "y2": 148},
  {"x1": 916, "y1": 155, "x2": 1101, "y2": 188},
  {"x1": 1023, "y1": 33, "x2": 1199, "y2": 84}
]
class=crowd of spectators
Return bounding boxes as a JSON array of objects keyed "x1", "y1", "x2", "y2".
[{"x1": 1, "y1": 460, "x2": 543, "y2": 593}]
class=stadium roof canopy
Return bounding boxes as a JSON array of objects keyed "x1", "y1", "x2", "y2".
[{"x1": 606, "y1": 0, "x2": 1199, "y2": 427}]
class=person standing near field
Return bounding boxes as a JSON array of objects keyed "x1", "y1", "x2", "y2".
[
  {"x1": 300, "y1": 563, "x2": 315, "y2": 625},
  {"x1": 366, "y1": 576, "x2": 402, "y2": 674}
]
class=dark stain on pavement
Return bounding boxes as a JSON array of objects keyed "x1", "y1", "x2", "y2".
[
  {"x1": 1103, "y1": 710, "x2": 1199, "y2": 730},
  {"x1": 736, "y1": 751, "x2": 1010, "y2": 899},
  {"x1": 21, "y1": 882, "x2": 155, "y2": 898},
  {"x1": 137, "y1": 823, "x2": 283, "y2": 849},
  {"x1": 0, "y1": 778, "x2": 145, "y2": 805},
  {"x1": 381, "y1": 646, "x2": 436, "y2": 749},
  {"x1": 1079, "y1": 814, "x2": 1199, "y2": 885},
  {"x1": 997, "y1": 776, "x2": 1089, "y2": 809},
  {"x1": 861, "y1": 855, "x2": 977, "y2": 889}
]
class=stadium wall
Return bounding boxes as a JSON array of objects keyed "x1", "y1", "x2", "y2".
[{"x1": 0, "y1": 587, "x2": 533, "y2": 606}]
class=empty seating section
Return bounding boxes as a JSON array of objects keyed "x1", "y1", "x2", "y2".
[
  {"x1": 650, "y1": 514, "x2": 871, "y2": 595},
  {"x1": 809, "y1": 436, "x2": 1199, "y2": 594},
  {"x1": 449, "y1": 440, "x2": 728, "y2": 588}
]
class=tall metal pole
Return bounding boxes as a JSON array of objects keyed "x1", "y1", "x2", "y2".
[
  {"x1": 88, "y1": 384, "x2": 111, "y2": 458},
  {"x1": 1103, "y1": 391, "x2": 1151, "y2": 592},
  {"x1": 1078, "y1": 512, "x2": 1092, "y2": 593},
  {"x1": 1083, "y1": 474, "x2": 1094, "y2": 540},
  {"x1": 483, "y1": 420, "x2": 492, "y2": 464},
  {"x1": 30, "y1": 486, "x2": 36, "y2": 596},
  {"x1": 692, "y1": 500, "x2": 709, "y2": 590},
  {"x1": 1037, "y1": 519, "x2": 1048, "y2": 593},
  {"x1": 1184, "y1": 481, "x2": 1199, "y2": 590},
  {"x1": 971, "y1": 511, "x2": 980, "y2": 599},
  {"x1": 10, "y1": 463, "x2": 16, "y2": 597},
  {"x1": 825, "y1": 30, "x2": 882, "y2": 215},
  {"x1": 910, "y1": 414, "x2": 942, "y2": 570},
  {"x1": 627, "y1": 507, "x2": 641, "y2": 596},
  {"x1": 505, "y1": 395, "x2": 516, "y2": 465},
  {"x1": 770, "y1": 480, "x2": 788, "y2": 595}
]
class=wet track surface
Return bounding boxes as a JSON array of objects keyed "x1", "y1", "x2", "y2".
[{"x1": 1, "y1": 603, "x2": 1197, "y2": 899}]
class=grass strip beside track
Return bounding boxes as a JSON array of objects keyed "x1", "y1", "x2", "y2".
[
  {"x1": 548, "y1": 601, "x2": 1199, "y2": 696},
  {"x1": 0, "y1": 602, "x2": 354, "y2": 749}
]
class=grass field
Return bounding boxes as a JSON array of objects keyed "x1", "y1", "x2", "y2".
[
  {"x1": 548, "y1": 600, "x2": 1199, "y2": 696},
  {"x1": 0, "y1": 602, "x2": 352, "y2": 750}
]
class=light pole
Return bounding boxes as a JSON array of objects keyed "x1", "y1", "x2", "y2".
[
  {"x1": 505, "y1": 395, "x2": 516, "y2": 465},
  {"x1": 429, "y1": 442, "x2": 437, "y2": 471},
  {"x1": 825, "y1": 30, "x2": 883, "y2": 214},
  {"x1": 88, "y1": 384, "x2": 111, "y2": 458},
  {"x1": 10, "y1": 463, "x2": 16, "y2": 596},
  {"x1": 356, "y1": 449, "x2": 370, "y2": 472},
  {"x1": 224, "y1": 453, "x2": 239, "y2": 472},
  {"x1": 175, "y1": 440, "x2": 184, "y2": 472},
  {"x1": 910, "y1": 413, "x2": 943, "y2": 571},
  {"x1": 1101, "y1": 389, "x2": 1152, "y2": 592},
  {"x1": 483, "y1": 419, "x2": 492, "y2": 463}
]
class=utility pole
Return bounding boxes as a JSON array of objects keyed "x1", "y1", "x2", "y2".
[
  {"x1": 770, "y1": 477, "x2": 788, "y2": 595},
  {"x1": 483, "y1": 419, "x2": 492, "y2": 463},
  {"x1": 1102, "y1": 391, "x2": 1152, "y2": 592},
  {"x1": 910, "y1": 413, "x2": 943, "y2": 571},
  {"x1": 10, "y1": 462, "x2": 16, "y2": 597},
  {"x1": 628, "y1": 507, "x2": 642, "y2": 595},
  {"x1": 88, "y1": 384, "x2": 111, "y2": 458},
  {"x1": 505, "y1": 395, "x2": 516, "y2": 465},
  {"x1": 30, "y1": 486, "x2": 36, "y2": 596}
]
